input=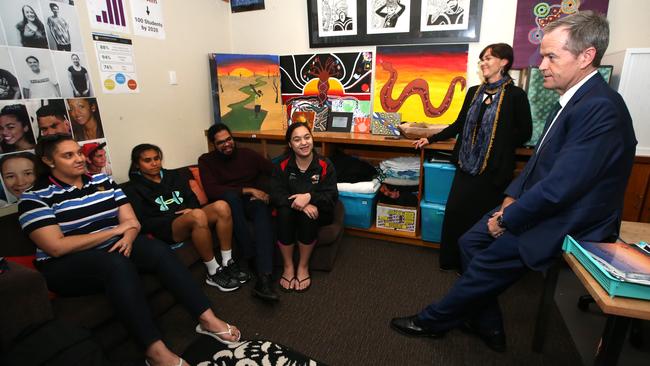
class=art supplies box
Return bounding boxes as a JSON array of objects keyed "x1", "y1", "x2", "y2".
[{"x1": 376, "y1": 203, "x2": 417, "y2": 233}]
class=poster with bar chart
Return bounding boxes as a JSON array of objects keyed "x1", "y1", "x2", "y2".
[{"x1": 88, "y1": 0, "x2": 131, "y2": 33}]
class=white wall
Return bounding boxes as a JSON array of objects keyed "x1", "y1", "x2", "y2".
[
  {"x1": 606, "y1": 0, "x2": 650, "y2": 54},
  {"x1": 73, "y1": 0, "x2": 233, "y2": 182}
]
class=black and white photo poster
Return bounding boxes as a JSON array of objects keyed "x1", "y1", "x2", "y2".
[
  {"x1": 318, "y1": 0, "x2": 357, "y2": 37},
  {"x1": 420, "y1": 0, "x2": 469, "y2": 32},
  {"x1": 367, "y1": 0, "x2": 410, "y2": 35}
]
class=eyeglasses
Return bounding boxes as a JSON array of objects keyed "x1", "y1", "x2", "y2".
[{"x1": 214, "y1": 136, "x2": 233, "y2": 146}]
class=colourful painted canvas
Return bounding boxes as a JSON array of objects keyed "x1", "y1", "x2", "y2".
[
  {"x1": 211, "y1": 54, "x2": 283, "y2": 131},
  {"x1": 374, "y1": 44, "x2": 468, "y2": 125},
  {"x1": 512, "y1": 0, "x2": 609, "y2": 69},
  {"x1": 371, "y1": 112, "x2": 401, "y2": 136},
  {"x1": 280, "y1": 52, "x2": 373, "y2": 132},
  {"x1": 290, "y1": 111, "x2": 316, "y2": 130}
]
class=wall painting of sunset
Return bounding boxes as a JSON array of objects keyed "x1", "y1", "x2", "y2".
[{"x1": 211, "y1": 54, "x2": 283, "y2": 131}]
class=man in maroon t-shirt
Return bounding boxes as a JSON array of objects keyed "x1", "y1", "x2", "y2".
[{"x1": 198, "y1": 123, "x2": 277, "y2": 302}]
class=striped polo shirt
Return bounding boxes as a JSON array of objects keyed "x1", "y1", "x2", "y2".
[{"x1": 18, "y1": 173, "x2": 129, "y2": 261}]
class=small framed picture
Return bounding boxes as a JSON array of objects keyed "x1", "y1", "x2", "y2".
[
  {"x1": 230, "y1": 0, "x2": 265, "y2": 13},
  {"x1": 327, "y1": 111, "x2": 353, "y2": 132}
]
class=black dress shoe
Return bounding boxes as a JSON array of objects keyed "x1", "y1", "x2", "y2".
[
  {"x1": 252, "y1": 274, "x2": 279, "y2": 302},
  {"x1": 439, "y1": 264, "x2": 460, "y2": 272},
  {"x1": 461, "y1": 321, "x2": 506, "y2": 352},
  {"x1": 390, "y1": 315, "x2": 445, "y2": 338}
]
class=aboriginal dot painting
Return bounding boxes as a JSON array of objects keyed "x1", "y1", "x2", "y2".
[{"x1": 512, "y1": 0, "x2": 609, "y2": 69}]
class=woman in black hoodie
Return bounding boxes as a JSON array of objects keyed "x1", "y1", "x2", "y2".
[{"x1": 125, "y1": 144, "x2": 249, "y2": 294}]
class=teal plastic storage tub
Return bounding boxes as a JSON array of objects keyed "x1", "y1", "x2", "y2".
[
  {"x1": 338, "y1": 191, "x2": 377, "y2": 229},
  {"x1": 423, "y1": 161, "x2": 455, "y2": 204},
  {"x1": 563, "y1": 235, "x2": 650, "y2": 300},
  {"x1": 420, "y1": 201, "x2": 446, "y2": 243}
]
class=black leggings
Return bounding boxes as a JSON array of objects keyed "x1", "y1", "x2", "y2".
[
  {"x1": 276, "y1": 206, "x2": 332, "y2": 245},
  {"x1": 36, "y1": 235, "x2": 211, "y2": 348}
]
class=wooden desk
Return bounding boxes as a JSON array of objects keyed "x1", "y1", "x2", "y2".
[{"x1": 561, "y1": 221, "x2": 650, "y2": 365}]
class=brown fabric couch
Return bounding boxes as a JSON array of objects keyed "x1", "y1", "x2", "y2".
[{"x1": 0, "y1": 167, "x2": 345, "y2": 356}]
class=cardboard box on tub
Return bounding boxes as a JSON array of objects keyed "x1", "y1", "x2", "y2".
[{"x1": 376, "y1": 203, "x2": 417, "y2": 232}]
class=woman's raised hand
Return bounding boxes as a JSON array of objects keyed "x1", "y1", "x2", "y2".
[{"x1": 413, "y1": 137, "x2": 429, "y2": 149}]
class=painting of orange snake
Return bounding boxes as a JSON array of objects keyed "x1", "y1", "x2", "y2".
[{"x1": 374, "y1": 44, "x2": 468, "y2": 124}]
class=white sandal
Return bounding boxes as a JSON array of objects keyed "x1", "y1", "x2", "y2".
[
  {"x1": 144, "y1": 357, "x2": 185, "y2": 366},
  {"x1": 195, "y1": 323, "x2": 241, "y2": 345}
]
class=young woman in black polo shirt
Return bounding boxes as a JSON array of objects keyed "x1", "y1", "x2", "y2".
[
  {"x1": 19, "y1": 134, "x2": 241, "y2": 366},
  {"x1": 270, "y1": 122, "x2": 338, "y2": 292}
]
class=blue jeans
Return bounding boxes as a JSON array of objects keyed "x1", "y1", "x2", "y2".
[
  {"x1": 218, "y1": 190, "x2": 274, "y2": 274},
  {"x1": 37, "y1": 235, "x2": 211, "y2": 347}
]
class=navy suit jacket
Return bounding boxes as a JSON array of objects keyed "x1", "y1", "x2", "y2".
[{"x1": 502, "y1": 73, "x2": 637, "y2": 271}]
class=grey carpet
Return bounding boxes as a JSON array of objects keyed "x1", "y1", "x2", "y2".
[{"x1": 113, "y1": 234, "x2": 582, "y2": 366}]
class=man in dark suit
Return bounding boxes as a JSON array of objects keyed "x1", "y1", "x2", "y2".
[{"x1": 391, "y1": 11, "x2": 637, "y2": 352}]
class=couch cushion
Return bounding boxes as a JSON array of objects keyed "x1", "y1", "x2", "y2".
[
  {"x1": 174, "y1": 244, "x2": 200, "y2": 267},
  {"x1": 189, "y1": 179, "x2": 208, "y2": 206},
  {"x1": 316, "y1": 201, "x2": 344, "y2": 245},
  {"x1": 0, "y1": 262, "x2": 54, "y2": 349}
]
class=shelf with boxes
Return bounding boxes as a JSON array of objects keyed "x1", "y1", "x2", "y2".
[{"x1": 215, "y1": 130, "x2": 533, "y2": 248}]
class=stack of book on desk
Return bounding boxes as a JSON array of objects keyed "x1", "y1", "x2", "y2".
[{"x1": 563, "y1": 236, "x2": 650, "y2": 300}]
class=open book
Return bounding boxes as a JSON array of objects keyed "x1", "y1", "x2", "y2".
[{"x1": 579, "y1": 241, "x2": 650, "y2": 286}]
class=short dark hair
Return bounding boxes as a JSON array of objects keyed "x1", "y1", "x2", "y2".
[
  {"x1": 543, "y1": 10, "x2": 609, "y2": 67},
  {"x1": 129, "y1": 143, "x2": 163, "y2": 174},
  {"x1": 480, "y1": 43, "x2": 514, "y2": 75},
  {"x1": 207, "y1": 123, "x2": 232, "y2": 143},
  {"x1": 49, "y1": 3, "x2": 59, "y2": 10},
  {"x1": 35, "y1": 133, "x2": 74, "y2": 162},
  {"x1": 36, "y1": 104, "x2": 66, "y2": 121},
  {"x1": 25, "y1": 56, "x2": 39, "y2": 63}
]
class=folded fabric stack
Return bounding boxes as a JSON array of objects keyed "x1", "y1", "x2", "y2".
[
  {"x1": 379, "y1": 157, "x2": 420, "y2": 186},
  {"x1": 337, "y1": 179, "x2": 380, "y2": 194}
]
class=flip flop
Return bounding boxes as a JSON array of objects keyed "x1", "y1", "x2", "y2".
[
  {"x1": 195, "y1": 323, "x2": 241, "y2": 345},
  {"x1": 145, "y1": 357, "x2": 185, "y2": 366},
  {"x1": 279, "y1": 276, "x2": 295, "y2": 292},
  {"x1": 295, "y1": 276, "x2": 311, "y2": 293}
]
